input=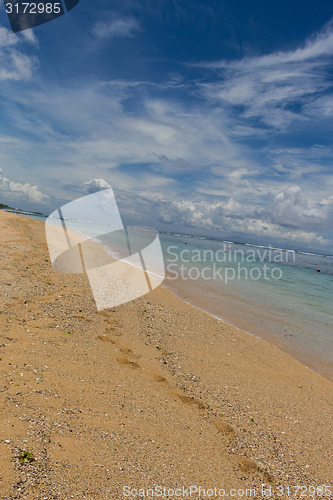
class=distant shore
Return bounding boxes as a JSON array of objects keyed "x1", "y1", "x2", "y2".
[{"x1": 0, "y1": 210, "x2": 332, "y2": 497}]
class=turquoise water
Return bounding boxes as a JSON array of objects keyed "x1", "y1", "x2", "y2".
[
  {"x1": 18, "y1": 211, "x2": 333, "y2": 380},
  {"x1": 159, "y1": 232, "x2": 333, "y2": 380}
]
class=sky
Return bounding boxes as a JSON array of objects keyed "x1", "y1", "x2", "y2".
[{"x1": 0, "y1": 0, "x2": 333, "y2": 252}]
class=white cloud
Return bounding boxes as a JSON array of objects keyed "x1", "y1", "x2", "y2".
[
  {"x1": 210, "y1": 25, "x2": 333, "y2": 70},
  {"x1": 199, "y1": 23, "x2": 333, "y2": 128},
  {"x1": 304, "y1": 95, "x2": 333, "y2": 117},
  {"x1": 0, "y1": 21, "x2": 332, "y2": 250},
  {"x1": 127, "y1": 191, "x2": 329, "y2": 247},
  {"x1": 2, "y1": 76, "x2": 332, "y2": 249},
  {"x1": 0, "y1": 27, "x2": 38, "y2": 81},
  {"x1": 20, "y1": 29, "x2": 39, "y2": 46},
  {"x1": 0, "y1": 27, "x2": 38, "y2": 48},
  {"x1": 0, "y1": 27, "x2": 18, "y2": 47},
  {"x1": 131, "y1": 119, "x2": 177, "y2": 145},
  {"x1": 321, "y1": 195, "x2": 333, "y2": 207},
  {"x1": 91, "y1": 16, "x2": 140, "y2": 39},
  {"x1": 83, "y1": 178, "x2": 111, "y2": 193},
  {"x1": 226, "y1": 168, "x2": 260, "y2": 190},
  {"x1": 4, "y1": 80, "x2": 245, "y2": 185},
  {"x1": 0, "y1": 169, "x2": 49, "y2": 204},
  {"x1": 269, "y1": 186, "x2": 327, "y2": 229},
  {"x1": 152, "y1": 154, "x2": 194, "y2": 173}
]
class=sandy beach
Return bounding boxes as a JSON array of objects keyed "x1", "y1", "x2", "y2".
[{"x1": 0, "y1": 210, "x2": 332, "y2": 499}]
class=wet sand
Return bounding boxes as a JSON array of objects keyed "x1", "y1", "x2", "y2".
[
  {"x1": 164, "y1": 277, "x2": 333, "y2": 382},
  {"x1": 0, "y1": 211, "x2": 332, "y2": 498}
]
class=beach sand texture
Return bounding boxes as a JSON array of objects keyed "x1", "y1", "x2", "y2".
[{"x1": 0, "y1": 211, "x2": 332, "y2": 498}]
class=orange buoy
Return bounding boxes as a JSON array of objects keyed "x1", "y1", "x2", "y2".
[{"x1": 317, "y1": 269, "x2": 320, "y2": 272}]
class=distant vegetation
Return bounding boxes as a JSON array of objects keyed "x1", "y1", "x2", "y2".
[
  {"x1": 0, "y1": 202, "x2": 43, "y2": 216},
  {"x1": 0, "y1": 202, "x2": 15, "y2": 210}
]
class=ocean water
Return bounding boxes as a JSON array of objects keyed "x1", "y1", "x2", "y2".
[
  {"x1": 160, "y1": 232, "x2": 333, "y2": 381},
  {"x1": 19, "y1": 211, "x2": 333, "y2": 381}
]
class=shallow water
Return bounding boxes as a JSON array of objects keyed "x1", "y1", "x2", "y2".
[
  {"x1": 159, "y1": 232, "x2": 333, "y2": 380},
  {"x1": 21, "y1": 212, "x2": 333, "y2": 380}
]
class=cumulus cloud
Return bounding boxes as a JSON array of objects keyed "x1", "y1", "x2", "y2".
[
  {"x1": 321, "y1": 195, "x2": 333, "y2": 207},
  {"x1": 140, "y1": 193, "x2": 244, "y2": 230},
  {"x1": 158, "y1": 199, "x2": 218, "y2": 229},
  {"x1": 91, "y1": 15, "x2": 140, "y2": 40},
  {"x1": 269, "y1": 186, "x2": 327, "y2": 229},
  {"x1": 83, "y1": 178, "x2": 111, "y2": 193},
  {"x1": 0, "y1": 169, "x2": 49, "y2": 204},
  {"x1": 125, "y1": 191, "x2": 329, "y2": 247},
  {"x1": 0, "y1": 20, "x2": 332, "y2": 249}
]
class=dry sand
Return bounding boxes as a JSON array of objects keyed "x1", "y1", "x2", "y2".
[{"x1": 0, "y1": 210, "x2": 332, "y2": 499}]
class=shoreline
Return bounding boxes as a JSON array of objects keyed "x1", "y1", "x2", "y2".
[
  {"x1": 11, "y1": 210, "x2": 333, "y2": 381},
  {"x1": 163, "y1": 281, "x2": 333, "y2": 383},
  {"x1": 162, "y1": 283, "x2": 323, "y2": 379},
  {"x1": 1, "y1": 211, "x2": 332, "y2": 497}
]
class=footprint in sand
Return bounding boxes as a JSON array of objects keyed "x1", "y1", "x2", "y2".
[
  {"x1": 97, "y1": 334, "x2": 115, "y2": 344},
  {"x1": 235, "y1": 455, "x2": 275, "y2": 483},
  {"x1": 97, "y1": 311, "x2": 119, "y2": 325},
  {"x1": 97, "y1": 311, "x2": 121, "y2": 336},
  {"x1": 178, "y1": 394, "x2": 206, "y2": 410},
  {"x1": 152, "y1": 374, "x2": 169, "y2": 386},
  {"x1": 119, "y1": 347, "x2": 140, "y2": 359},
  {"x1": 212, "y1": 418, "x2": 236, "y2": 440},
  {"x1": 117, "y1": 357, "x2": 140, "y2": 369},
  {"x1": 116, "y1": 344, "x2": 141, "y2": 369}
]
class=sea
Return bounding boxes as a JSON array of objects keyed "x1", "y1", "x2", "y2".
[{"x1": 14, "y1": 211, "x2": 333, "y2": 381}]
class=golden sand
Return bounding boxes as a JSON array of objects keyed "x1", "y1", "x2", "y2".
[{"x1": 0, "y1": 211, "x2": 332, "y2": 498}]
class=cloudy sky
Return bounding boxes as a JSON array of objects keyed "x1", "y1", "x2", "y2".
[{"x1": 0, "y1": 0, "x2": 333, "y2": 252}]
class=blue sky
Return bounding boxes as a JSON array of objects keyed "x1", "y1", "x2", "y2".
[{"x1": 0, "y1": 0, "x2": 333, "y2": 252}]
